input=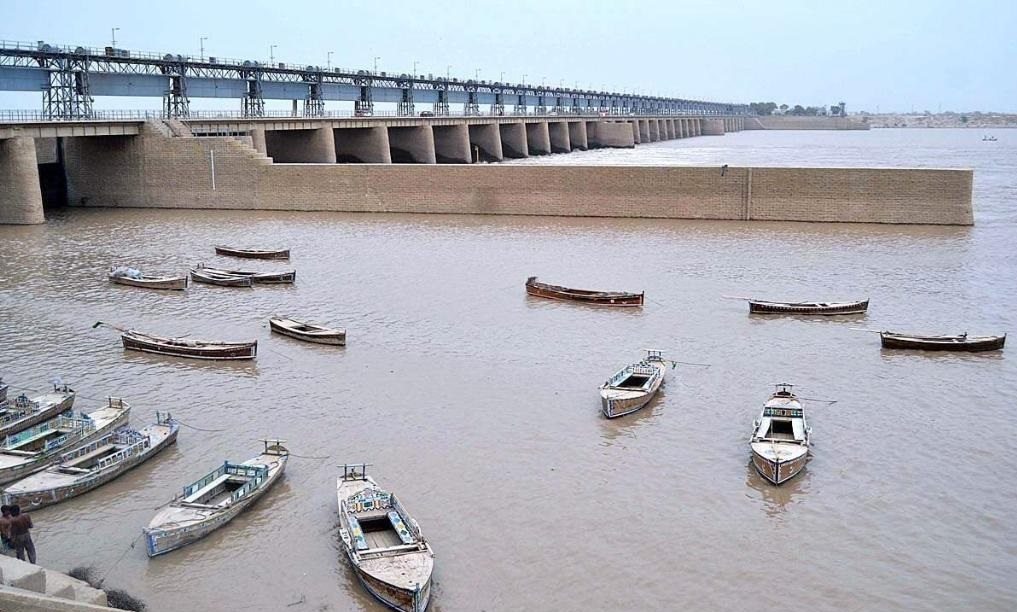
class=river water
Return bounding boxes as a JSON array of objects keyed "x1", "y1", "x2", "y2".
[{"x1": 0, "y1": 128, "x2": 1014, "y2": 611}]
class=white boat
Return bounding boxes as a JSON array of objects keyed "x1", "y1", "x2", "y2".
[
  {"x1": 269, "y1": 317, "x2": 346, "y2": 346},
  {"x1": 0, "y1": 385, "x2": 76, "y2": 438},
  {"x1": 144, "y1": 439, "x2": 288, "y2": 556},
  {"x1": 749, "y1": 384, "x2": 811, "y2": 485},
  {"x1": 337, "y1": 464, "x2": 434, "y2": 612},
  {"x1": 599, "y1": 350, "x2": 671, "y2": 418},
  {"x1": 2, "y1": 413, "x2": 179, "y2": 510},
  {"x1": 0, "y1": 398, "x2": 131, "y2": 485}
]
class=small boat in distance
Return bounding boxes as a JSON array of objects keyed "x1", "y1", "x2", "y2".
[
  {"x1": 600, "y1": 350, "x2": 671, "y2": 418},
  {"x1": 195, "y1": 264, "x2": 295, "y2": 284},
  {"x1": 214, "y1": 246, "x2": 290, "y2": 260},
  {"x1": 525, "y1": 276, "x2": 644, "y2": 306},
  {"x1": 880, "y1": 331, "x2": 1005, "y2": 352},
  {"x1": 750, "y1": 384, "x2": 811, "y2": 485},
  {"x1": 0, "y1": 398, "x2": 131, "y2": 485},
  {"x1": 108, "y1": 266, "x2": 187, "y2": 291},
  {"x1": 121, "y1": 330, "x2": 257, "y2": 360},
  {"x1": 269, "y1": 317, "x2": 346, "y2": 346},
  {"x1": 337, "y1": 464, "x2": 434, "y2": 612},
  {"x1": 189, "y1": 268, "x2": 254, "y2": 287},
  {"x1": 0, "y1": 385, "x2": 76, "y2": 439},
  {"x1": 747, "y1": 298, "x2": 868, "y2": 316},
  {"x1": 983, "y1": 135, "x2": 998, "y2": 142},
  {"x1": 144, "y1": 439, "x2": 288, "y2": 556},
  {"x1": 2, "y1": 412, "x2": 179, "y2": 510}
]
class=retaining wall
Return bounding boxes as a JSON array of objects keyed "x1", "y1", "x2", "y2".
[{"x1": 745, "y1": 116, "x2": 870, "y2": 130}]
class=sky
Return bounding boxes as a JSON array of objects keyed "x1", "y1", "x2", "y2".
[{"x1": 2, "y1": 0, "x2": 1016, "y2": 113}]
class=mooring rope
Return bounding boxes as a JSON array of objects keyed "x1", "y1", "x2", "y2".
[{"x1": 96, "y1": 531, "x2": 145, "y2": 587}]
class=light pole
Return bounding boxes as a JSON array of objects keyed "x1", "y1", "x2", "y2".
[
  {"x1": 200, "y1": 37, "x2": 207, "y2": 61},
  {"x1": 374, "y1": 56, "x2": 380, "y2": 74},
  {"x1": 446, "y1": 64, "x2": 451, "y2": 79},
  {"x1": 413, "y1": 60, "x2": 419, "y2": 78},
  {"x1": 474, "y1": 68, "x2": 480, "y2": 81},
  {"x1": 541, "y1": 76, "x2": 546, "y2": 87},
  {"x1": 327, "y1": 51, "x2": 333, "y2": 70},
  {"x1": 111, "y1": 27, "x2": 120, "y2": 48},
  {"x1": 270, "y1": 45, "x2": 277, "y2": 64},
  {"x1": 500, "y1": 71, "x2": 505, "y2": 83},
  {"x1": 522, "y1": 74, "x2": 527, "y2": 85}
]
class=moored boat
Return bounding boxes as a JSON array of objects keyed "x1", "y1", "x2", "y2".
[
  {"x1": 2, "y1": 413, "x2": 178, "y2": 510},
  {"x1": 195, "y1": 264, "x2": 295, "y2": 284},
  {"x1": 0, "y1": 398, "x2": 131, "y2": 485},
  {"x1": 599, "y1": 350, "x2": 671, "y2": 418},
  {"x1": 337, "y1": 464, "x2": 434, "y2": 612},
  {"x1": 269, "y1": 317, "x2": 346, "y2": 346},
  {"x1": 880, "y1": 331, "x2": 1006, "y2": 352},
  {"x1": 748, "y1": 298, "x2": 868, "y2": 315},
  {"x1": 0, "y1": 377, "x2": 8, "y2": 405},
  {"x1": 121, "y1": 330, "x2": 257, "y2": 360},
  {"x1": 214, "y1": 246, "x2": 290, "y2": 260},
  {"x1": 189, "y1": 268, "x2": 253, "y2": 287},
  {"x1": 525, "y1": 276, "x2": 644, "y2": 307},
  {"x1": 108, "y1": 266, "x2": 188, "y2": 291},
  {"x1": 0, "y1": 385, "x2": 76, "y2": 439},
  {"x1": 749, "y1": 384, "x2": 811, "y2": 485},
  {"x1": 144, "y1": 439, "x2": 288, "y2": 556}
]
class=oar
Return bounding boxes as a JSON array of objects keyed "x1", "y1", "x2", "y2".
[
  {"x1": 672, "y1": 360, "x2": 711, "y2": 368},
  {"x1": 92, "y1": 321, "x2": 129, "y2": 333},
  {"x1": 849, "y1": 327, "x2": 884, "y2": 333},
  {"x1": 721, "y1": 295, "x2": 752, "y2": 301},
  {"x1": 798, "y1": 397, "x2": 838, "y2": 405}
]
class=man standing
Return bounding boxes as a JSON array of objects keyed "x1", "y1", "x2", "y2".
[
  {"x1": 0, "y1": 505, "x2": 13, "y2": 556},
  {"x1": 9, "y1": 505, "x2": 36, "y2": 564}
]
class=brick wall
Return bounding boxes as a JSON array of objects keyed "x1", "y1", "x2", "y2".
[{"x1": 62, "y1": 124, "x2": 973, "y2": 225}]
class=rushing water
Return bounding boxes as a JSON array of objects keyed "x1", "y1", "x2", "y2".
[{"x1": 0, "y1": 129, "x2": 1014, "y2": 612}]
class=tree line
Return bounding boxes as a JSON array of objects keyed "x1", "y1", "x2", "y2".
[{"x1": 749, "y1": 101, "x2": 847, "y2": 116}]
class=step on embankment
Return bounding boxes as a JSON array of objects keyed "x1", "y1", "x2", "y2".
[{"x1": 0, "y1": 555, "x2": 108, "y2": 609}]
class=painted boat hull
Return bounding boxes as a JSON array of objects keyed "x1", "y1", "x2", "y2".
[
  {"x1": 269, "y1": 319, "x2": 346, "y2": 346},
  {"x1": 750, "y1": 448, "x2": 808, "y2": 485},
  {"x1": 349, "y1": 558, "x2": 432, "y2": 612},
  {"x1": 108, "y1": 274, "x2": 188, "y2": 290},
  {"x1": 197, "y1": 266, "x2": 296, "y2": 284},
  {"x1": 525, "y1": 277, "x2": 643, "y2": 307},
  {"x1": 2, "y1": 424, "x2": 178, "y2": 510},
  {"x1": 749, "y1": 299, "x2": 868, "y2": 315},
  {"x1": 880, "y1": 333, "x2": 1005, "y2": 352},
  {"x1": 189, "y1": 270, "x2": 253, "y2": 287},
  {"x1": 122, "y1": 332, "x2": 257, "y2": 360},
  {"x1": 601, "y1": 392, "x2": 654, "y2": 418},
  {"x1": 0, "y1": 393, "x2": 75, "y2": 439},
  {"x1": 214, "y1": 246, "x2": 290, "y2": 260}
]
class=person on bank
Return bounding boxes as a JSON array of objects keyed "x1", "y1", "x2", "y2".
[
  {"x1": 9, "y1": 505, "x2": 36, "y2": 564},
  {"x1": 0, "y1": 505, "x2": 13, "y2": 557}
]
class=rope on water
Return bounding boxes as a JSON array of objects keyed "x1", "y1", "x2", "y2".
[
  {"x1": 285, "y1": 451, "x2": 332, "y2": 460},
  {"x1": 174, "y1": 419, "x2": 227, "y2": 432},
  {"x1": 96, "y1": 531, "x2": 145, "y2": 587}
]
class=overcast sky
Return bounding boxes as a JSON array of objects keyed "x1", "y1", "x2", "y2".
[{"x1": 3, "y1": 0, "x2": 1016, "y2": 113}]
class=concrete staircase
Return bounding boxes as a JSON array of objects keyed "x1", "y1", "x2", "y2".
[{"x1": 0, "y1": 555, "x2": 109, "y2": 611}]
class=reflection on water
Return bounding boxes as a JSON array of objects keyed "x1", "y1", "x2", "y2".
[{"x1": 0, "y1": 129, "x2": 1014, "y2": 611}]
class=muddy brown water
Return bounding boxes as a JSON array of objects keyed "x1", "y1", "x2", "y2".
[{"x1": 0, "y1": 129, "x2": 1014, "y2": 611}]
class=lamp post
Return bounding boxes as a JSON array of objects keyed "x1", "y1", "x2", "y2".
[
  {"x1": 413, "y1": 60, "x2": 419, "y2": 78},
  {"x1": 327, "y1": 51, "x2": 333, "y2": 70},
  {"x1": 475, "y1": 68, "x2": 480, "y2": 80},
  {"x1": 111, "y1": 27, "x2": 120, "y2": 48},
  {"x1": 500, "y1": 71, "x2": 505, "y2": 83},
  {"x1": 522, "y1": 74, "x2": 527, "y2": 85},
  {"x1": 446, "y1": 64, "x2": 451, "y2": 79},
  {"x1": 270, "y1": 45, "x2": 277, "y2": 64},
  {"x1": 374, "y1": 56, "x2": 380, "y2": 74},
  {"x1": 200, "y1": 37, "x2": 207, "y2": 61}
]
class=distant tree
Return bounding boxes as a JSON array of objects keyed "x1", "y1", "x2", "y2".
[
  {"x1": 791, "y1": 104, "x2": 806, "y2": 116},
  {"x1": 960, "y1": 115, "x2": 969, "y2": 123},
  {"x1": 804, "y1": 106, "x2": 823, "y2": 116},
  {"x1": 779, "y1": 104, "x2": 789, "y2": 114},
  {"x1": 748, "y1": 102, "x2": 778, "y2": 116},
  {"x1": 830, "y1": 105, "x2": 841, "y2": 116}
]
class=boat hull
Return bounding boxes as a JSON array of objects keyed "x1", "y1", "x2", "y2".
[
  {"x1": 751, "y1": 448, "x2": 808, "y2": 485},
  {"x1": 525, "y1": 277, "x2": 643, "y2": 307},
  {"x1": 214, "y1": 246, "x2": 290, "y2": 260},
  {"x1": 198, "y1": 266, "x2": 295, "y2": 284},
  {"x1": 749, "y1": 300, "x2": 868, "y2": 315},
  {"x1": 0, "y1": 393, "x2": 75, "y2": 439},
  {"x1": 189, "y1": 270, "x2": 253, "y2": 287},
  {"x1": 122, "y1": 332, "x2": 257, "y2": 360},
  {"x1": 601, "y1": 392, "x2": 654, "y2": 418},
  {"x1": 351, "y1": 560, "x2": 432, "y2": 612},
  {"x1": 880, "y1": 333, "x2": 1005, "y2": 352},
  {"x1": 108, "y1": 274, "x2": 187, "y2": 290},
  {"x1": 269, "y1": 319, "x2": 346, "y2": 345},
  {"x1": 2, "y1": 425, "x2": 178, "y2": 510}
]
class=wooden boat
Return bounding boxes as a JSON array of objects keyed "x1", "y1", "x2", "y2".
[
  {"x1": 2, "y1": 413, "x2": 178, "y2": 510},
  {"x1": 189, "y1": 268, "x2": 253, "y2": 287},
  {"x1": 121, "y1": 330, "x2": 257, "y2": 360},
  {"x1": 144, "y1": 439, "x2": 288, "y2": 556},
  {"x1": 269, "y1": 317, "x2": 346, "y2": 346},
  {"x1": 880, "y1": 331, "x2": 1006, "y2": 352},
  {"x1": 108, "y1": 266, "x2": 187, "y2": 291},
  {"x1": 195, "y1": 263, "x2": 295, "y2": 284},
  {"x1": 337, "y1": 464, "x2": 434, "y2": 612},
  {"x1": 525, "y1": 276, "x2": 644, "y2": 307},
  {"x1": 0, "y1": 398, "x2": 131, "y2": 485},
  {"x1": 214, "y1": 245, "x2": 290, "y2": 260},
  {"x1": 0, "y1": 385, "x2": 76, "y2": 439},
  {"x1": 0, "y1": 377, "x2": 7, "y2": 405},
  {"x1": 599, "y1": 350, "x2": 671, "y2": 418},
  {"x1": 748, "y1": 298, "x2": 868, "y2": 315},
  {"x1": 749, "y1": 384, "x2": 811, "y2": 485}
]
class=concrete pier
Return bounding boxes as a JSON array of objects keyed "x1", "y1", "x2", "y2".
[
  {"x1": 388, "y1": 126, "x2": 437, "y2": 164},
  {"x1": 648, "y1": 120, "x2": 660, "y2": 142},
  {"x1": 548, "y1": 122, "x2": 571, "y2": 153},
  {"x1": 701, "y1": 119, "x2": 726, "y2": 136},
  {"x1": 0, "y1": 136, "x2": 45, "y2": 224},
  {"x1": 265, "y1": 127, "x2": 336, "y2": 163},
  {"x1": 433, "y1": 124, "x2": 472, "y2": 163},
  {"x1": 630, "y1": 121, "x2": 641, "y2": 144},
  {"x1": 468, "y1": 124, "x2": 504, "y2": 162},
  {"x1": 250, "y1": 126, "x2": 267, "y2": 155},
  {"x1": 665, "y1": 120, "x2": 675, "y2": 140},
  {"x1": 500, "y1": 123, "x2": 529, "y2": 158},
  {"x1": 588, "y1": 122, "x2": 635, "y2": 148},
  {"x1": 334, "y1": 126, "x2": 392, "y2": 163},
  {"x1": 525, "y1": 122, "x2": 552, "y2": 155},
  {"x1": 638, "y1": 120, "x2": 650, "y2": 143},
  {"x1": 568, "y1": 121, "x2": 588, "y2": 150}
]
